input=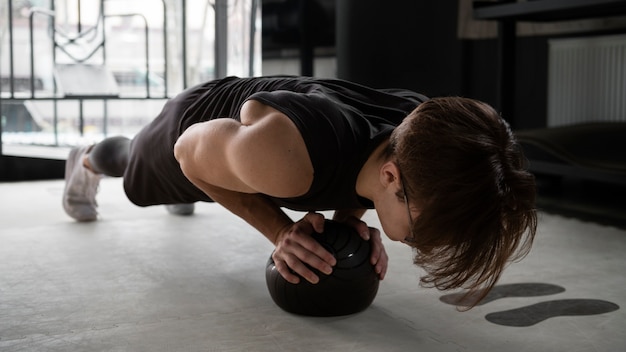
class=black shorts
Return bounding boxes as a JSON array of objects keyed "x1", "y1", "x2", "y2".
[{"x1": 123, "y1": 82, "x2": 218, "y2": 206}]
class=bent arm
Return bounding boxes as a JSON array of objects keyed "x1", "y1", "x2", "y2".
[
  {"x1": 173, "y1": 100, "x2": 389, "y2": 282},
  {"x1": 173, "y1": 101, "x2": 338, "y2": 283},
  {"x1": 173, "y1": 100, "x2": 312, "y2": 242},
  {"x1": 189, "y1": 177, "x2": 296, "y2": 244}
]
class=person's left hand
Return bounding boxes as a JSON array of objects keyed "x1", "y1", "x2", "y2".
[{"x1": 340, "y1": 217, "x2": 388, "y2": 280}]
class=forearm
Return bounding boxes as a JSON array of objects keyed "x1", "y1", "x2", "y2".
[{"x1": 191, "y1": 177, "x2": 293, "y2": 245}]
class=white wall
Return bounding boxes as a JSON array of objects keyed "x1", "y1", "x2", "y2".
[{"x1": 262, "y1": 57, "x2": 337, "y2": 78}]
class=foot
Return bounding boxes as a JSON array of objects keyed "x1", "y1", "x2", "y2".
[
  {"x1": 63, "y1": 146, "x2": 101, "y2": 221},
  {"x1": 165, "y1": 203, "x2": 195, "y2": 216}
]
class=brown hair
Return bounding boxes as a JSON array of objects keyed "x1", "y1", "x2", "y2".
[{"x1": 389, "y1": 97, "x2": 537, "y2": 309}]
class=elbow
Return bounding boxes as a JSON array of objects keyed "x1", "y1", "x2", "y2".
[
  {"x1": 173, "y1": 136, "x2": 185, "y2": 164},
  {"x1": 174, "y1": 120, "x2": 231, "y2": 187},
  {"x1": 174, "y1": 133, "x2": 194, "y2": 180},
  {"x1": 174, "y1": 123, "x2": 213, "y2": 184},
  {"x1": 174, "y1": 122, "x2": 205, "y2": 165}
]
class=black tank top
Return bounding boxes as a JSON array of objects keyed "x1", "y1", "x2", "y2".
[{"x1": 178, "y1": 76, "x2": 428, "y2": 211}]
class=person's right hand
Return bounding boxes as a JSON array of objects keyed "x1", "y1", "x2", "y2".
[{"x1": 272, "y1": 212, "x2": 337, "y2": 284}]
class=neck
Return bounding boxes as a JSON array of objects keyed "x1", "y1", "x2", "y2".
[{"x1": 356, "y1": 140, "x2": 390, "y2": 201}]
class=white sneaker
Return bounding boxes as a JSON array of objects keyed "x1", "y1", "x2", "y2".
[
  {"x1": 63, "y1": 146, "x2": 101, "y2": 221},
  {"x1": 165, "y1": 203, "x2": 195, "y2": 216}
]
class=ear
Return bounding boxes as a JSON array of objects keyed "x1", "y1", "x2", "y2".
[{"x1": 379, "y1": 161, "x2": 402, "y2": 189}]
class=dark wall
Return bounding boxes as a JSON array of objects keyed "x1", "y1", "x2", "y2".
[
  {"x1": 335, "y1": 0, "x2": 553, "y2": 129},
  {"x1": 335, "y1": 1, "x2": 626, "y2": 130},
  {"x1": 336, "y1": 0, "x2": 462, "y2": 97},
  {"x1": 461, "y1": 36, "x2": 549, "y2": 130},
  {"x1": 514, "y1": 36, "x2": 550, "y2": 130},
  {"x1": 0, "y1": 155, "x2": 65, "y2": 181}
]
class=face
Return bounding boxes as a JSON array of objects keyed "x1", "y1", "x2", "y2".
[{"x1": 375, "y1": 162, "x2": 419, "y2": 244}]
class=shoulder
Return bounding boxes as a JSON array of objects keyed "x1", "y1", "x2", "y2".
[
  {"x1": 240, "y1": 99, "x2": 289, "y2": 124},
  {"x1": 238, "y1": 100, "x2": 315, "y2": 166},
  {"x1": 233, "y1": 100, "x2": 314, "y2": 196},
  {"x1": 175, "y1": 99, "x2": 314, "y2": 198}
]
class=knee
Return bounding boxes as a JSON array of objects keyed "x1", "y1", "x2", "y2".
[{"x1": 89, "y1": 136, "x2": 131, "y2": 177}]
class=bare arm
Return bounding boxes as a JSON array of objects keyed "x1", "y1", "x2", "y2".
[{"x1": 174, "y1": 100, "x2": 336, "y2": 283}]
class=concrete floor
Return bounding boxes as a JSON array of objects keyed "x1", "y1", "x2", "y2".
[{"x1": 1, "y1": 177, "x2": 625, "y2": 351}]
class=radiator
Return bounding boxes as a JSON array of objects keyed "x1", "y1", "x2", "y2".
[{"x1": 547, "y1": 34, "x2": 626, "y2": 127}]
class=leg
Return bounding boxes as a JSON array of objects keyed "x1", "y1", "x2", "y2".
[
  {"x1": 90, "y1": 137, "x2": 196, "y2": 214},
  {"x1": 86, "y1": 136, "x2": 131, "y2": 177},
  {"x1": 63, "y1": 80, "x2": 221, "y2": 221}
]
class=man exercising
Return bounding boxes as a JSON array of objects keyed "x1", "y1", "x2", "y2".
[{"x1": 63, "y1": 76, "x2": 537, "y2": 306}]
